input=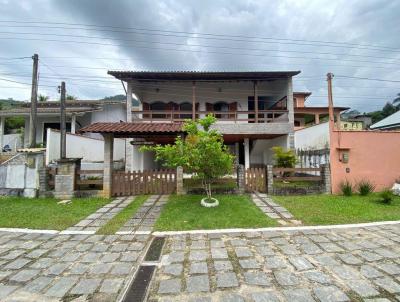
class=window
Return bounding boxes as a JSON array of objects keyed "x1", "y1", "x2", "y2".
[
  {"x1": 179, "y1": 102, "x2": 192, "y2": 119},
  {"x1": 150, "y1": 102, "x2": 166, "y2": 118},
  {"x1": 213, "y1": 102, "x2": 229, "y2": 119}
]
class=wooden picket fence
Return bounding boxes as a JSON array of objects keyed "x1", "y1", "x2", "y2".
[
  {"x1": 245, "y1": 167, "x2": 267, "y2": 192},
  {"x1": 112, "y1": 169, "x2": 176, "y2": 196}
]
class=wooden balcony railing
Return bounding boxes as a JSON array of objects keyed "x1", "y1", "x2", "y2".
[{"x1": 131, "y1": 110, "x2": 289, "y2": 123}]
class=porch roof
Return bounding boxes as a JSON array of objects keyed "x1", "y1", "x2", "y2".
[
  {"x1": 108, "y1": 70, "x2": 301, "y2": 82},
  {"x1": 78, "y1": 122, "x2": 184, "y2": 136}
]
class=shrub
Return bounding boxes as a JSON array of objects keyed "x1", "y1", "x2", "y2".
[
  {"x1": 356, "y1": 179, "x2": 375, "y2": 196},
  {"x1": 339, "y1": 179, "x2": 353, "y2": 196},
  {"x1": 379, "y1": 189, "x2": 393, "y2": 204},
  {"x1": 271, "y1": 146, "x2": 297, "y2": 168}
]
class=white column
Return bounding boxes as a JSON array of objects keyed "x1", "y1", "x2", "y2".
[
  {"x1": 244, "y1": 138, "x2": 250, "y2": 170},
  {"x1": 125, "y1": 82, "x2": 133, "y2": 172},
  {"x1": 103, "y1": 133, "x2": 114, "y2": 198},
  {"x1": 71, "y1": 114, "x2": 76, "y2": 134},
  {"x1": 287, "y1": 77, "x2": 295, "y2": 149},
  {"x1": 0, "y1": 117, "x2": 4, "y2": 153}
]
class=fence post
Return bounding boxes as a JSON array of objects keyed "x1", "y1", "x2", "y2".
[
  {"x1": 237, "y1": 164, "x2": 245, "y2": 193},
  {"x1": 321, "y1": 164, "x2": 331, "y2": 194},
  {"x1": 266, "y1": 165, "x2": 273, "y2": 194},
  {"x1": 176, "y1": 166, "x2": 184, "y2": 195},
  {"x1": 38, "y1": 167, "x2": 49, "y2": 196}
]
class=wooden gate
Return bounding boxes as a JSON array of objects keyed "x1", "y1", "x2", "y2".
[
  {"x1": 112, "y1": 169, "x2": 176, "y2": 196},
  {"x1": 245, "y1": 167, "x2": 267, "y2": 192}
]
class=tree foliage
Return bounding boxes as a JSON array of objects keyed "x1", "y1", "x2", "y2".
[
  {"x1": 271, "y1": 146, "x2": 297, "y2": 168},
  {"x1": 141, "y1": 115, "x2": 234, "y2": 201}
]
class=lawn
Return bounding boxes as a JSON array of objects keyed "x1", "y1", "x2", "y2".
[
  {"x1": 275, "y1": 193, "x2": 400, "y2": 225},
  {"x1": 97, "y1": 195, "x2": 148, "y2": 235},
  {"x1": 0, "y1": 196, "x2": 110, "y2": 230},
  {"x1": 154, "y1": 194, "x2": 277, "y2": 231}
]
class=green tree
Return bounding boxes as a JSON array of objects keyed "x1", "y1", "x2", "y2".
[
  {"x1": 66, "y1": 94, "x2": 77, "y2": 101},
  {"x1": 38, "y1": 94, "x2": 49, "y2": 102},
  {"x1": 141, "y1": 115, "x2": 234, "y2": 203}
]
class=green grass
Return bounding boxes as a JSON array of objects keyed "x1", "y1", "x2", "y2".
[
  {"x1": 154, "y1": 194, "x2": 277, "y2": 231},
  {"x1": 97, "y1": 195, "x2": 148, "y2": 234},
  {"x1": 0, "y1": 196, "x2": 110, "y2": 230},
  {"x1": 274, "y1": 193, "x2": 400, "y2": 225}
]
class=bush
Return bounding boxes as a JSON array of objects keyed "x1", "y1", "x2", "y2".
[
  {"x1": 379, "y1": 189, "x2": 393, "y2": 204},
  {"x1": 271, "y1": 146, "x2": 297, "y2": 168},
  {"x1": 356, "y1": 179, "x2": 375, "y2": 196},
  {"x1": 339, "y1": 179, "x2": 353, "y2": 196}
]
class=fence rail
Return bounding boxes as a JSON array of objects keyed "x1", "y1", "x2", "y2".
[
  {"x1": 112, "y1": 169, "x2": 176, "y2": 196},
  {"x1": 273, "y1": 167, "x2": 322, "y2": 182}
]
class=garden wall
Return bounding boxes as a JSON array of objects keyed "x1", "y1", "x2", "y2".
[
  {"x1": 330, "y1": 130, "x2": 400, "y2": 193},
  {"x1": 46, "y1": 128, "x2": 125, "y2": 165}
]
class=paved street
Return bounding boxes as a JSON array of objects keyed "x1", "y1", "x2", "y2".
[
  {"x1": 1, "y1": 222, "x2": 400, "y2": 301},
  {"x1": 149, "y1": 223, "x2": 400, "y2": 302},
  {"x1": 0, "y1": 231, "x2": 151, "y2": 301}
]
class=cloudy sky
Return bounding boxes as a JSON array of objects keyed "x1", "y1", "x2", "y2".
[{"x1": 0, "y1": 0, "x2": 399, "y2": 111}]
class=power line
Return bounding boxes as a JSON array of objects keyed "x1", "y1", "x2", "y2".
[
  {"x1": 1, "y1": 36, "x2": 399, "y2": 67},
  {"x1": 0, "y1": 20, "x2": 397, "y2": 52},
  {"x1": 0, "y1": 31, "x2": 398, "y2": 63},
  {"x1": 335, "y1": 75, "x2": 400, "y2": 83}
]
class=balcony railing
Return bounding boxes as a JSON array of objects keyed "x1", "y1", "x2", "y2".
[{"x1": 132, "y1": 110, "x2": 289, "y2": 123}]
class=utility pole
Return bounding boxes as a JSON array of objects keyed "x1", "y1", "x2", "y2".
[
  {"x1": 29, "y1": 54, "x2": 39, "y2": 148},
  {"x1": 59, "y1": 81, "x2": 66, "y2": 159},
  {"x1": 327, "y1": 73, "x2": 335, "y2": 132}
]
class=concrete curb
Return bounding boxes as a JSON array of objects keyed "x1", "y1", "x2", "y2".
[
  {"x1": 0, "y1": 227, "x2": 59, "y2": 234},
  {"x1": 153, "y1": 220, "x2": 400, "y2": 236}
]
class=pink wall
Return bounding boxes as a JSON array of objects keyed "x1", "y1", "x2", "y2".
[{"x1": 330, "y1": 130, "x2": 400, "y2": 193}]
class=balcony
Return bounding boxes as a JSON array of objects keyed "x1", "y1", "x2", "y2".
[{"x1": 132, "y1": 109, "x2": 289, "y2": 124}]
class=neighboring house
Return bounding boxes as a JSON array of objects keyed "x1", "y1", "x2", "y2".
[
  {"x1": 0, "y1": 100, "x2": 126, "y2": 147},
  {"x1": 370, "y1": 110, "x2": 400, "y2": 130},
  {"x1": 293, "y1": 92, "x2": 348, "y2": 130},
  {"x1": 81, "y1": 70, "x2": 302, "y2": 170}
]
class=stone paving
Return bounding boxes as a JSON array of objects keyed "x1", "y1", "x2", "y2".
[
  {"x1": 117, "y1": 195, "x2": 169, "y2": 234},
  {"x1": 65, "y1": 196, "x2": 134, "y2": 233},
  {"x1": 149, "y1": 223, "x2": 400, "y2": 302},
  {"x1": 251, "y1": 193, "x2": 301, "y2": 226},
  {"x1": 0, "y1": 230, "x2": 151, "y2": 301}
]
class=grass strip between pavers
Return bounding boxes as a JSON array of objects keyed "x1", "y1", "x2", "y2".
[{"x1": 96, "y1": 195, "x2": 148, "y2": 235}]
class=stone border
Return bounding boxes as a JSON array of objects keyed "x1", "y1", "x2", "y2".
[
  {"x1": 1, "y1": 220, "x2": 400, "y2": 236},
  {"x1": 153, "y1": 220, "x2": 400, "y2": 236}
]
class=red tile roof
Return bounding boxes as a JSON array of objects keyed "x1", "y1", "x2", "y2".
[{"x1": 79, "y1": 122, "x2": 184, "y2": 134}]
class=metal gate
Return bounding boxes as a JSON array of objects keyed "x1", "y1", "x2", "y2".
[{"x1": 112, "y1": 169, "x2": 176, "y2": 196}]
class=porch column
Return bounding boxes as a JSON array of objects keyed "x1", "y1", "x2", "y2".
[
  {"x1": 192, "y1": 81, "x2": 196, "y2": 120},
  {"x1": 71, "y1": 114, "x2": 76, "y2": 134},
  {"x1": 244, "y1": 138, "x2": 250, "y2": 170},
  {"x1": 126, "y1": 82, "x2": 133, "y2": 172},
  {"x1": 0, "y1": 117, "x2": 4, "y2": 153},
  {"x1": 287, "y1": 77, "x2": 295, "y2": 149},
  {"x1": 315, "y1": 113, "x2": 320, "y2": 125},
  {"x1": 254, "y1": 81, "x2": 258, "y2": 123},
  {"x1": 103, "y1": 133, "x2": 114, "y2": 198}
]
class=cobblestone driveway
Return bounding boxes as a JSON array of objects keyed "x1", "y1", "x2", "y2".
[
  {"x1": 0, "y1": 231, "x2": 151, "y2": 301},
  {"x1": 149, "y1": 223, "x2": 400, "y2": 302}
]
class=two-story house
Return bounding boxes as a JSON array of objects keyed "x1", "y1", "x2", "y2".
[{"x1": 96, "y1": 70, "x2": 301, "y2": 171}]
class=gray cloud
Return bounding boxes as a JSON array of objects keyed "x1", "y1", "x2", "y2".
[{"x1": 0, "y1": 0, "x2": 399, "y2": 111}]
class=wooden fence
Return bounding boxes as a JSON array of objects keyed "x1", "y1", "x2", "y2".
[
  {"x1": 112, "y1": 169, "x2": 176, "y2": 196},
  {"x1": 245, "y1": 167, "x2": 267, "y2": 192},
  {"x1": 273, "y1": 167, "x2": 322, "y2": 181}
]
